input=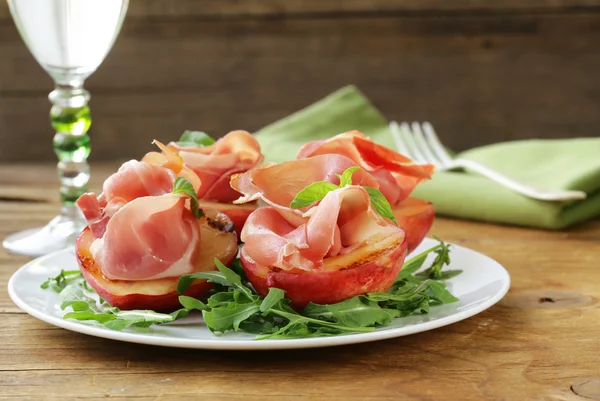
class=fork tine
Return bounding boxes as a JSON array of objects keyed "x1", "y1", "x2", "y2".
[
  {"x1": 389, "y1": 121, "x2": 411, "y2": 157},
  {"x1": 399, "y1": 122, "x2": 428, "y2": 164},
  {"x1": 421, "y1": 122, "x2": 454, "y2": 165},
  {"x1": 410, "y1": 122, "x2": 442, "y2": 167}
]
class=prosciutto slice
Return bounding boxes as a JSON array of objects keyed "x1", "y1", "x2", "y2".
[
  {"x1": 234, "y1": 156, "x2": 403, "y2": 271},
  {"x1": 167, "y1": 130, "x2": 263, "y2": 202},
  {"x1": 231, "y1": 154, "x2": 380, "y2": 226},
  {"x1": 241, "y1": 186, "x2": 403, "y2": 272},
  {"x1": 77, "y1": 160, "x2": 178, "y2": 239},
  {"x1": 142, "y1": 140, "x2": 201, "y2": 194},
  {"x1": 297, "y1": 131, "x2": 435, "y2": 206},
  {"x1": 76, "y1": 159, "x2": 201, "y2": 281},
  {"x1": 102, "y1": 159, "x2": 176, "y2": 203},
  {"x1": 91, "y1": 194, "x2": 200, "y2": 281}
]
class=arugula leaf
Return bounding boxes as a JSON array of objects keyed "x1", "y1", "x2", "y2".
[
  {"x1": 178, "y1": 258, "x2": 254, "y2": 300},
  {"x1": 338, "y1": 166, "x2": 360, "y2": 187},
  {"x1": 426, "y1": 281, "x2": 459, "y2": 304},
  {"x1": 41, "y1": 269, "x2": 82, "y2": 293},
  {"x1": 207, "y1": 291, "x2": 236, "y2": 308},
  {"x1": 203, "y1": 299, "x2": 262, "y2": 332},
  {"x1": 257, "y1": 299, "x2": 374, "y2": 340},
  {"x1": 59, "y1": 286, "x2": 99, "y2": 312},
  {"x1": 239, "y1": 317, "x2": 279, "y2": 334},
  {"x1": 260, "y1": 288, "x2": 285, "y2": 313},
  {"x1": 63, "y1": 311, "x2": 116, "y2": 324},
  {"x1": 172, "y1": 177, "x2": 203, "y2": 219},
  {"x1": 363, "y1": 186, "x2": 398, "y2": 225},
  {"x1": 178, "y1": 295, "x2": 209, "y2": 311},
  {"x1": 229, "y1": 258, "x2": 245, "y2": 279},
  {"x1": 54, "y1": 277, "x2": 189, "y2": 331},
  {"x1": 169, "y1": 308, "x2": 191, "y2": 320},
  {"x1": 177, "y1": 130, "x2": 215, "y2": 147},
  {"x1": 290, "y1": 181, "x2": 339, "y2": 209},
  {"x1": 416, "y1": 237, "x2": 459, "y2": 280},
  {"x1": 397, "y1": 243, "x2": 444, "y2": 280},
  {"x1": 304, "y1": 297, "x2": 398, "y2": 327}
]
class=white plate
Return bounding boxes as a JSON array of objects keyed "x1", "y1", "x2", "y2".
[{"x1": 7, "y1": 238, "x2": 510, "y2": 350}]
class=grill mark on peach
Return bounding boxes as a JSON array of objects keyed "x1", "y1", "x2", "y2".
[
  {"x1": 338, "y1": 247, "x2": 391, "y2": 271},
  {"x1": 207, "y1": 216, "x2": 235, "y2": 233}
]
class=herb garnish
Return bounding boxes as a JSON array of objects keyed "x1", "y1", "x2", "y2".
[
  {"x1": 289, "y1": 166, "x2": 398, "y2": 225},
  {"x1": 177, "y1": 131, "x2": 215, "y2": 147},
  {"x1": 172, "y1": 177, "x2": 204, "y2": 219}
]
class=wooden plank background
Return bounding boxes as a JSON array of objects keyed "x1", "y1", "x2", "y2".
[{"x1": 0, "y1": 0, "x2": 599, "y2": 162}]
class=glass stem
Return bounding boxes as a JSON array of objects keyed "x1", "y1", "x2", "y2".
[{"x1": 49, "y1": 83, "x2": 92, "y2": 209}]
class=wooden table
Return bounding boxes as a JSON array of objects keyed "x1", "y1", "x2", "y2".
[{"x1": 2, "y1": 164, "x2": 600, "y2": 400}]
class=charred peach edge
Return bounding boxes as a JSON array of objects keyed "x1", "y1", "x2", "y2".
[{"x1": 197, "y1": 200, "x2": 257, "y2": 240}]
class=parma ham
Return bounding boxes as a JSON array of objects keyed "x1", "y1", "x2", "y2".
[
  {"x1": 168, "y1": 130, "x2": 263, "y2": 202},
  {"x1": 232, "y1": 155, "x2": 403, "y2": 272},
  {"x1": 76, "y1": 160, "x2": 201, "y2": 282},
  {"x1": 297, "y1": 131, "x2": 434, "y2": 206}
]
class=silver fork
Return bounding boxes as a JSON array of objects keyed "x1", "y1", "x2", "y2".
[{"x1": 390, "y1": 121, "x2": 587, "y2": 202}]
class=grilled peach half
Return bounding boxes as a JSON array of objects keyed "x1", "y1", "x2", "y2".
[
  {"x1": 392, "y1": 197, "x2": 435, "y2": 254},
  {"x1": 76, "y1": 210, "x2": 238, "y2": 311},
  {"x1": 241, "y1": 232, "x2": 407, "y2": 309},
  {"x1": 198, "y1": 201, "x2": 257, "y2": 241}
]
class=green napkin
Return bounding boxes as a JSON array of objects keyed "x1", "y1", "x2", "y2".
[{"x1": 254, "y1": 85, "x2": 600, "y2": 229}]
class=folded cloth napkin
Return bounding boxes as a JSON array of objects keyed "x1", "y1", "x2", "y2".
[{"x1": 254, "y1": 85, "x2": 600, "y2": 229}]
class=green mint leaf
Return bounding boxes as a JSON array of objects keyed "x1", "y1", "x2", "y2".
[
  {"x1": 338, "y1": 166, "x2": 360, "y2": 187},
  {"x1": 290, "y1": 181, "x2": 339, "y2": 209},
  {"x1": 363, "y1": 186, "x2": 398, "y2": 225},
  {"x1": 178, "y1": 295, "x2": 209, "y2": 311},
  {"x1": 172, "y1": 177, "x2": 203, "y2": 219},
  {"x1": 260, "y1": 288, "x2": 285, "y2": 313},
  {"x1": 177, "y1": 130, "x2": 215, "y2": 147}
]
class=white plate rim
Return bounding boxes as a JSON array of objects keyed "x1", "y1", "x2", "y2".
[{"x1": 7, "y1": 239, "x2": 510, "y2": 350}]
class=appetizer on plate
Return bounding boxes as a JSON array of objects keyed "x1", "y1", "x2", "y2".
[
  {"x1": 232, "y1": 155, "x2": 409, "y2": 309},
  {"x1": 76, "y1": 147, "x2": 239, "y2": 310},
  {"x1": 297, "y1": 131, "x2": 435, "y2": 253},
  {"x1": 73, "y1": 128, "x2": 435, "y2": 313}
]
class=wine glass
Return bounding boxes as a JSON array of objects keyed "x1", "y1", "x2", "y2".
[{"x1": 4, "y1": 0, "x2": 129, "y2": 256}]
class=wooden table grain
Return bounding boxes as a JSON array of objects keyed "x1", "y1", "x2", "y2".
[{"x1": 1, "y1": 164, "x2": 599, "y2": 401}]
